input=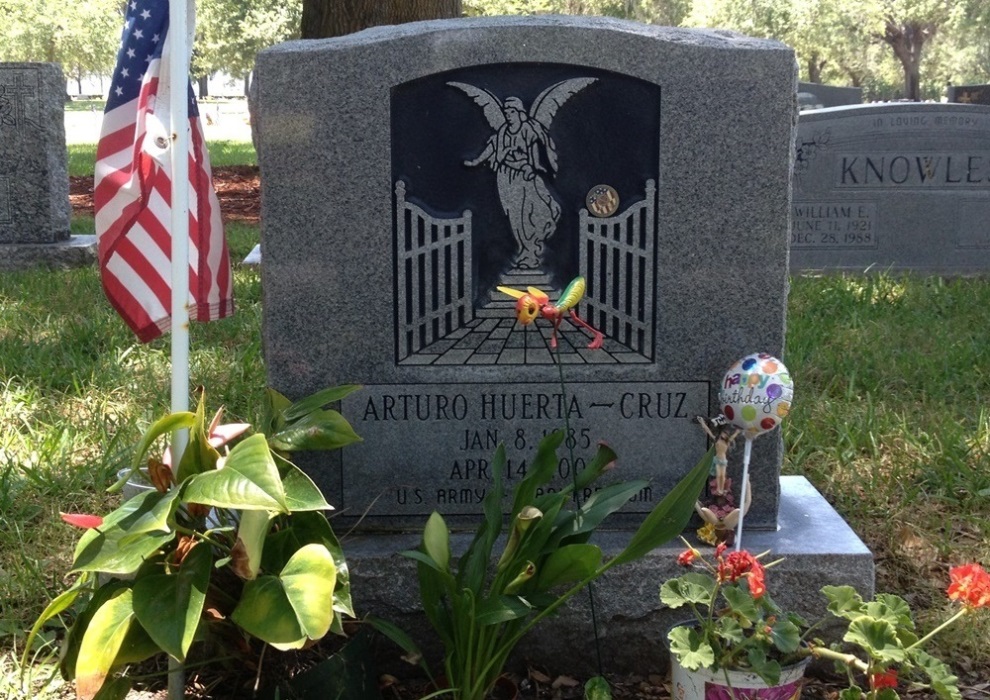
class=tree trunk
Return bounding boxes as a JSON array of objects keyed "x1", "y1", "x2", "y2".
[
  {"x1": 198, "y1": 75, "x2": 209, "y2": 98},
  {"x1": 301, "y1": 0, "x2": 462, "y2": 39},
  {"x1": 806, "y1": 53, "x2": 825, "y2": 85},
  {"x1": 881, "y1": 19, "x2": 935, "y2": 101}
]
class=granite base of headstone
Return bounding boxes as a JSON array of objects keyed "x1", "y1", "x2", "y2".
[
  {"x1": 792, "y1": 103, "x2": 990, "y2": 274},
  {"x1": 254, "y1": 15, "x2": 874, "y2": 674},
  {"x1": 350, "y1": 477, "x2": 872, "y2": 675},
  {"x1": 0, "y1": 62, "x2": 94, "y2": 270}
]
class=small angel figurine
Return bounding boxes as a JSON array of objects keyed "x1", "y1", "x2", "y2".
[{"x1": 694, "y1": 415, "x2": 750, "y2": 546}]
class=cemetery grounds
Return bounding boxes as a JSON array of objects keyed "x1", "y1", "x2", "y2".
[{"x1": 0, "y1": 102, "x2": 989, "y2": 698}]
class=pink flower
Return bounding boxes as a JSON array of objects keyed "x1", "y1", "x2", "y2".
[{"x1": 60, "y1": 513, "x2": 104, "y2": 529}]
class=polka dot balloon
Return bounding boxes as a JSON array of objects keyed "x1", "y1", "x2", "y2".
[{"x1": 719, "y1": 353, "x2": 794, "y2": 439}]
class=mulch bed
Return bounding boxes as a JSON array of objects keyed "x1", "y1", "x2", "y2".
[{"x1": 70, "y1": 165, "x2": 261, "y2": 224}]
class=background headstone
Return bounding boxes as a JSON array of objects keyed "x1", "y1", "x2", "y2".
[
  {"x1": 0, "y1": 63, "x2": 70, "y2": 244},
  {"x1": 948, "y1": 83, "x2": 990, "y2": 106},
  {"x1": 0, "y1": 62, "x2": 95, "y2": 270},
  {"x1": 792, "y1": 103, "x2": 990, "y2": 273},
  {"x1": 799, "y1": 81, "x2": 863, "y2": 108}
]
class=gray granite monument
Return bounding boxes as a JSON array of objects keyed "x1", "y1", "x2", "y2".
[
  {"x1": 799, "y1": 81, "x2": 863, "y2": 108},
  {"x1": 255, "y1": 16, "x2": 872, "y2": 673},
  {"x1": 0, "y1": 62, "x2": 94, "y2": 270},
  {"x1": 948, "y1": 83, "x2": 990, "y2": 106},
  {"x1": 792, "y1": 103, "x2": 990, "y2": 273}
]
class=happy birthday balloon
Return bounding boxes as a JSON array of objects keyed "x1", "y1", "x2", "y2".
[{"x1": 719, "y1": 353, "x2": 794, "y2": 439}]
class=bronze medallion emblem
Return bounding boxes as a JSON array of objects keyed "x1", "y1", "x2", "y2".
[{"x1": 586, "y1": 184, "x2": 619, "y2": 217}]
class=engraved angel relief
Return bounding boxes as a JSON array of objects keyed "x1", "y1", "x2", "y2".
[{"x1": 449, "y1": 78, "x2": 596, "y2": 270}]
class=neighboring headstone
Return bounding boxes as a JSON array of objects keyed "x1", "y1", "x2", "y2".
[
  {"x1": 255, "y1": 16, "x2": 872, "y2": 672},
  {"x1": 799, "y1": 81, "x2": 863, "y2": 108},
  {"x1": 948, "y1": 83, "x2": 990, "y2": 106},
  {"x1": 0, "y1": 62, "x2": 95, "y2": 270},
  {"x1": 792, "y1": 103, "x2": 990, "y2": 273}
]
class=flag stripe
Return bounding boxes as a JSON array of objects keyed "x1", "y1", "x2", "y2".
[{"x1": 94, "y1": 0, "x2": 233, "y2": 343}]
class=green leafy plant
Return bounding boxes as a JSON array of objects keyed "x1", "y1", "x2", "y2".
[
  {"x1": 379, "y1": 430, "x2": 713, "y2": 700},
  {"x1": 664, "y1": 542, "x2": 990, "y2": 699},
  {"x1": 23, "y1": 385, "x2": 362, "y2": 700}
]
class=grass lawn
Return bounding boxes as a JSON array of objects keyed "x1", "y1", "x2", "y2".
[{"x1": 2, "y1": 141, "x2": 988, "y2": 696}]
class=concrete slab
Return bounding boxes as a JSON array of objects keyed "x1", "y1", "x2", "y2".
[
  {"x1": 345, "y1": 475, "x2": 873, "y2": 675},
  {"x1": 0, "y1": 235, "x2": 97, "y2": 271}
]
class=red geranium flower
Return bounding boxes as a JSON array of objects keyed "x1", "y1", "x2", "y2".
[
  {"x1": 678, "y1": 548, "x2": 698, "y2": 567},
  {"x1": 947, "y1": 563, "x2": 990, "y2": 609},
  {"x1": 870, "y1": 669, "x2": 898, "y2": 690}
]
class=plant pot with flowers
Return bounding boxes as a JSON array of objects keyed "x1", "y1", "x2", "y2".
[
  {"x1": 24, "y1": 385, "x2": 363, "y2": 700},
  {"x1": 663, "y1": 540, "x2": 990, "y2": 700}
]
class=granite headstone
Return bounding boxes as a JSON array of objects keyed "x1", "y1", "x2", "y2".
[
  {"x1": 255, "y1": 17, "x2": 873, "y2": 672},
  {"x1": 792, "y1": 103, "x2": 990, "y2": 273},
  {"x1": 256, "y1": 16, "x2": 796, "y2": 532},
  {"x1": 948, "y1": 83, "x2": 990, "y2": 106},
  {"x1": 799, "y1": 81, "x2": 862, "y2": 108},
  {"x1": 0, "y1": 62, "x2": 95, "y2": 269}
]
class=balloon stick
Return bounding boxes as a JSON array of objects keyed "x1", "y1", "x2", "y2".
[{"x1": 735, "y1": 438, "x2": 753, "y2": 551}]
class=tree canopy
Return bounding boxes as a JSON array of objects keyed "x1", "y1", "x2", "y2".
[{"x1": 0, "y1": 0, "x2": 987, "y2": 100}]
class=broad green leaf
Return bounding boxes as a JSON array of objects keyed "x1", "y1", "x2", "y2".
[
  {"x1": 718, "y1": 617, "x2": 745, "y2": 645},
  {"x1": 584, "y1": 676, "x2": 613, "y2": 700},
  {"x1": 839, "y1": 687, "x2": 864, "y2": 700},
  {"x1": 109, "y1": 411, "x2": 196, "y2": 493},
  {"x1": 232, "y1": 509, "x2": 272, "y2": 580},
  {"x1": 723, "y1": 584, "x2": 760, "y2": 622},
  {"x1": 536, "y1": 543, "x2": 602, "y2": 589},
  {"x1": 132, "y1": 543, "x2": 212, "y2": 660},
  {"x1": 111, "y1": 619, "x2": 160, "y2": 666},
  {"x1": 770, "y1": 617, "x2": 801, "y2": 654},
  {"x1": 231, "y1": 544, "x2": 336, "y2": 649},
  {"x1": 268, "y1": 409, "x2": 362, "y2": 453},
  {"x1": 71, "y1": 497, "x2": 175, "y2": 575},
  {"x1": 91, "y1": 677, "x2": 132, "y2": 700},
  {"x1": 281, "y1": 543, "x2": 337, "y2": 640},
  {"x1": 282, "y1": 384, "x2": 363, "y2": 422},
  {"x1": 403, "y1": 548, "x2": 453, "y2": 575},
  {"x1": 660, "y1": 572, "x2": 716, "y2": 609},
  {"x1": 422, "y1": 511, "x2": 451, "y2": 571},
  {"x1": 21, "y1": 584, "x2": 83, "y2": 672},
  {"x1": 822, "y1": 585, "x2": 865, "y2": 620},
  {"x1": 263, "y1": 388, "x2": 292, "y2": 436},
  {"x1": 182, "y1": 434, "x2": 287, "y2": 511},
  {"x1": 175, "y1": 391, "x2": 221, "y2": 483},
  {"x1": 75, "y1": 589, "x2": 136, "y2": 700},
  {"x1": 746, "y1": 647, "x2": 781, "y2": 686},
  {"x1": 262, "y1": 512, "x2": 353, "y2": 618},
  {"x1": 668, "y1": 625, "x2": 715, "y2": 671},
  {"x1": 510, "y1": 431, "x2": 564, "y2": 515},
  {"x1": 572, "y1": 443, "x2": 619, "y2": 495},
  {"x1": 231, "y1": 577, "x2": 305, "y2": 649},
  {"x1": 458, "y1": 445, "x2": 505, "y2": 592},
  {"x1": 556, "y1": 480, "x2": 649, "y2": 548},
  {"x1": 611, "y1": 446, "x2": 712, "y2": 566},
  {"x1": 844, "y1": 618, "x2": 906, "y2": 663},
  {"x1": 867, "y1": 593, "x2": 915, "y2": 631},
  {"x1": 279, "y1": 462, "x2": 333, "y2": 511},
  {"x1": 60, "y1": 581, "x2": 130, "y2": 681},
  {"x1": 475, "y1": 594, "x2": 533, "y2": 626},
  {"x1": 913, "y1": 649, "x2": 962, "y2": 700}
]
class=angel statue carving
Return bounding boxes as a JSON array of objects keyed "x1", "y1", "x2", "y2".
[{"x1": 449, "y1": 78, "x2": 596, "y2": 270}]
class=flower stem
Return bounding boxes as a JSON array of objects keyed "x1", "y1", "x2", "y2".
[
  {"x1": 906, "y1": 608, "x2": 968, "y2": 651},
  {"x1": 804, "y1": 642, "x2": 869, "y2": 674}
]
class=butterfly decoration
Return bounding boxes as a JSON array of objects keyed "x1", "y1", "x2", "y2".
[{"x1": 497, "y1": 276, "x2": 604, "y2": 350}]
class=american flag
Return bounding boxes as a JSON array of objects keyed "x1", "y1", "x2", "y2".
[{"x1": 95, "y1": 0, "x2": 233, "y2": 343}]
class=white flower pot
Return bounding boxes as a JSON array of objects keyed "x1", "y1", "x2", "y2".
[{"x1": 670, "y1": 655, "x2": 809, "y2": 700}]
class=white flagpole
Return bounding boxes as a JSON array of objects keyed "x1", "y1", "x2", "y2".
[{"x1": 168, "y1": 0, "x2": 191, "y2": 696}]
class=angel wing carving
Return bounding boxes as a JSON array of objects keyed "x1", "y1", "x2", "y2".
[{"x1": 447, "y1": 81, "x2": 505, "y2": 130}]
